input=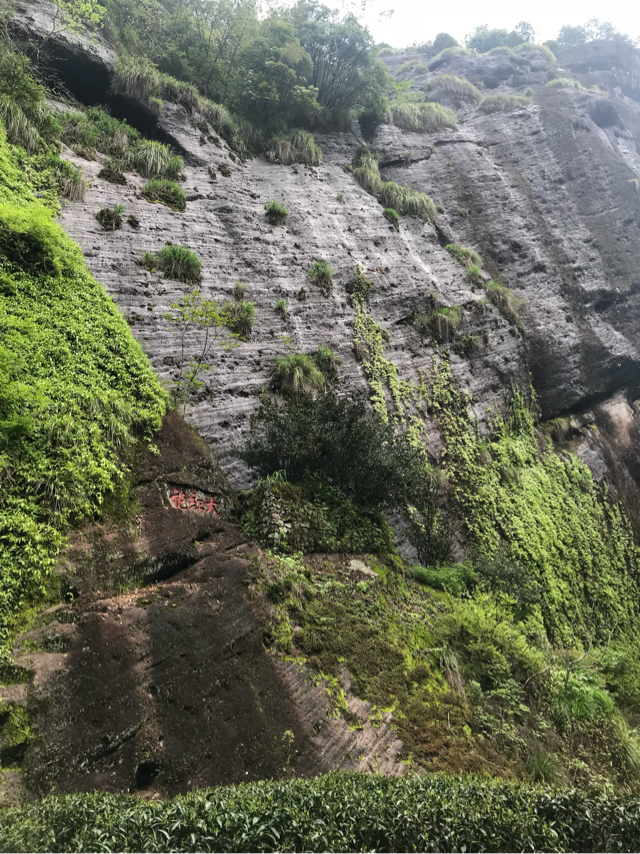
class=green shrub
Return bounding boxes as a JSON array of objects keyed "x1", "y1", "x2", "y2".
[
  {"x1": 383, "y1": 207, "x2": 400, "y2": 229},
  {"x1": 267, "y1": 130, "x2": 322, "y2": 166},
  {"x1": 223, "y1": 299, "x2": 257, "y2": 339},
  {"x1": 59, "y1": 107, "x2": 140, "y2": 159},
  {"x1": 130, "y1": 140, "x2": 183, "y2": 179},
  {"x1": 479, "y1": 94, "x2": 531, "y2": 113},
  {"x1": 547, "y1": 77, "x2": 585, "y2": 90},
  {"x1": 274, "y1": 298, "x2": 288, "y2": 319},
  {"x1": 5, "y1": 770, "x2": 640, "y2": 852},
  {"x1": 445, "y1": 243, "x2": 481, "y2": 266},
  {"x1": 127, "y1": 215, "x2": 140, "y2": 230},
  {"x1": 97, "y1": 160, "x2": 127, "y2": 185},
  {"x1": 346, "y1": 264, "x2": 373, "y2": 304},
  {"x1": 486, "y1": 45, "x2": 513, "y2": 55},
  {"x1": 308, "y1": 260, "x2": 334, "y2": 295},
  {"x1": 407, "y1": 562, "x2": 476, "y2": 595},
  {"x1": 218, "y1": 162, "x2": 231, "y2": 177},
  {"x1": 386, "y1": 100, "x2": 457, "y2": 133},
  {"x1": 238, "y1": 393, "x2": 426, "y2": 509},
  {"x1": 96, "y1": 203, "x2": 125, "y2": 231},
  {"x1": 513, "y1": 42, "x2": 559, "y2": 66},
  {"x1": 241, "y1": 479, "x2": 392, "y2": 555},
  {"x1": 423, "y1": 74, "x2": 482, "y2": 103},
  {"x1": 145, "y1": 244, "x2": 202, "y2": 283},
  {"x1": 140, "y1": 178, "x2": 186, "y2": 212},
  {"x1": 265, "y1": 199, "x2": 289, "y2": 224}
]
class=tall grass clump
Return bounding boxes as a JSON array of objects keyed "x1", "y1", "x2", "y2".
[
  {"x1": 423, "y1": 74, "x2": 482, "y2": 103},
  {"x1": 386, "y1": 99, "x2": 457, "y2": 133},
  {"x1": 486, "y1": 45, "x2": 513, "y2": 55},
  {"x1": 130, "y1": 140, "x2": 183, "y2": 179},
  {"x1": 265, "y1": 199, "x2": 289, "y2": 225},
  {"x1": 445, "y1": 243, "x2": 481, "y2": 267},
  {"x1": 272, "y1": 353, "x2": 328, "y2": 396},
  {"x1": 140, "y1": 178, "x2": 186, "y2": 211},
  {"x1": 223, "y1": 299, "x2": 257, "y2": 340},
  {"x1": 485, "y1": 280, "x2": 524, "y2": 323},
  {"x1": 267, "y1": 130, "x2": 322, "y2": 166},
  {"x1": 59, "y1": 107, "x2": 140, "y2": 159},
  {"x1": 479, "y1": 93, "x2": 531, "y2": 113},
  {"x1": 145, "y1": 245, "x2": 202, "y2": 284},
  {"x1": 0, "y1": 47, "x2": 60, "y2": 152},
  {"x1": 49, "y1": 158, "x2": 86, "y2": 201},
  {"x1": 111, "y1": 55, "x2": 161, "y2": 102},
  {"x1": 352, "y1": 148, "x2": 436, "y2": 221},
  {"x1": 513, "y1": 42, "x2": 558, "y2": 66},
  {"x1": 431, "y1": 46, "x2": 478, "y2": 63},
  {"x1": 379, "y1": 181, "x2": 436, "y2": 220},
  {"x1": 547, "y1": 77, "x2": 585, "y2": 90},
  {"x1": 308, "y1": 261, "x2": 334, "y2": 295}
]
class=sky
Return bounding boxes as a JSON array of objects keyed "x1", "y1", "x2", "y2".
[{"x1": 351, "y1": 0, "x2": 640, "y2": 47}]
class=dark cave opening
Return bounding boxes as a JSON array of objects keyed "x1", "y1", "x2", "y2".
[{"x1": 28, "y1": 38, "x2": 186, "y2": 151}]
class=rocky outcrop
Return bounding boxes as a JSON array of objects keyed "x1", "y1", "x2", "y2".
[{"x1": 13, "y1": 413, "x2": 402, "y2": 799}]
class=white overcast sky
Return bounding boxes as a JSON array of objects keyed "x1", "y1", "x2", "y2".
[{"x1": 351, "y1": 0, "x2": 640, "y2": 47}]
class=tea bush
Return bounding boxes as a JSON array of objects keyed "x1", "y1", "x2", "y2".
[{"x1": 2, "y1": 770, "x2": 640, "y2": 852}]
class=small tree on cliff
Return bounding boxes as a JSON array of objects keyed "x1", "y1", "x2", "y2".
[
  {"x1": 163, "y1": 289, "x2": 240, "y2": 415},
  {"x1": 50, "y1": 0, "x2": 104, "y2": 38}
]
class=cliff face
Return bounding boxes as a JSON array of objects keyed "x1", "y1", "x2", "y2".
[
  {"x1": 15, "y1": 8, "x2": 640, "y2": 509},
  {"x1": 8, "y1": 2, "x2": 640, "y2": 801}
]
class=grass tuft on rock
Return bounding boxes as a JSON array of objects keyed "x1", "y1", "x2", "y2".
[
  {"x1": 267, "y1": 130, "x2": 322, "y2": 166},
  {"x1": 479, "y1": 94, "x2": 531, "y2": 113},
  {"x1": 423, "y1": 74, "x2": 482, "y2": 103},
  {"x1": 140, "y1": 178, "x2": 186, "y2": 212}
]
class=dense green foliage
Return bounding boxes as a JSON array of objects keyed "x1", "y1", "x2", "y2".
[
  {"x1": 101, "y1": 0, "x2": 389, "y2": 134},
  {"x1": 428, "y1": 360, "x2": 640, "y2": 646},
  {"x1": 0, "y1": 125, "x2": 165, "y2": 646},
  {"x1": 3, "y1": 770, "x2": 640, "y2": 852},
  {"x1": 238, "y1": 393, "x2": 426, "y2": 510},
  {"x1": 241, "y1": 477, "x2": 392, "y2": 554}
]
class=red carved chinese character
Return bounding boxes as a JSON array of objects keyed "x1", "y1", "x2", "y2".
[
  {"x1": 205, "y1": 496, "x2": 219, "y2": 515},
  {"x1": 170, "y1": 490, "x2": 186, "y2": 509},
  {"x1": 188, "y1": 493, "x2": 197, "y2": 510},
  {"x1": 196, "y1": 497, "x2": 205, "y2": 511}
]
